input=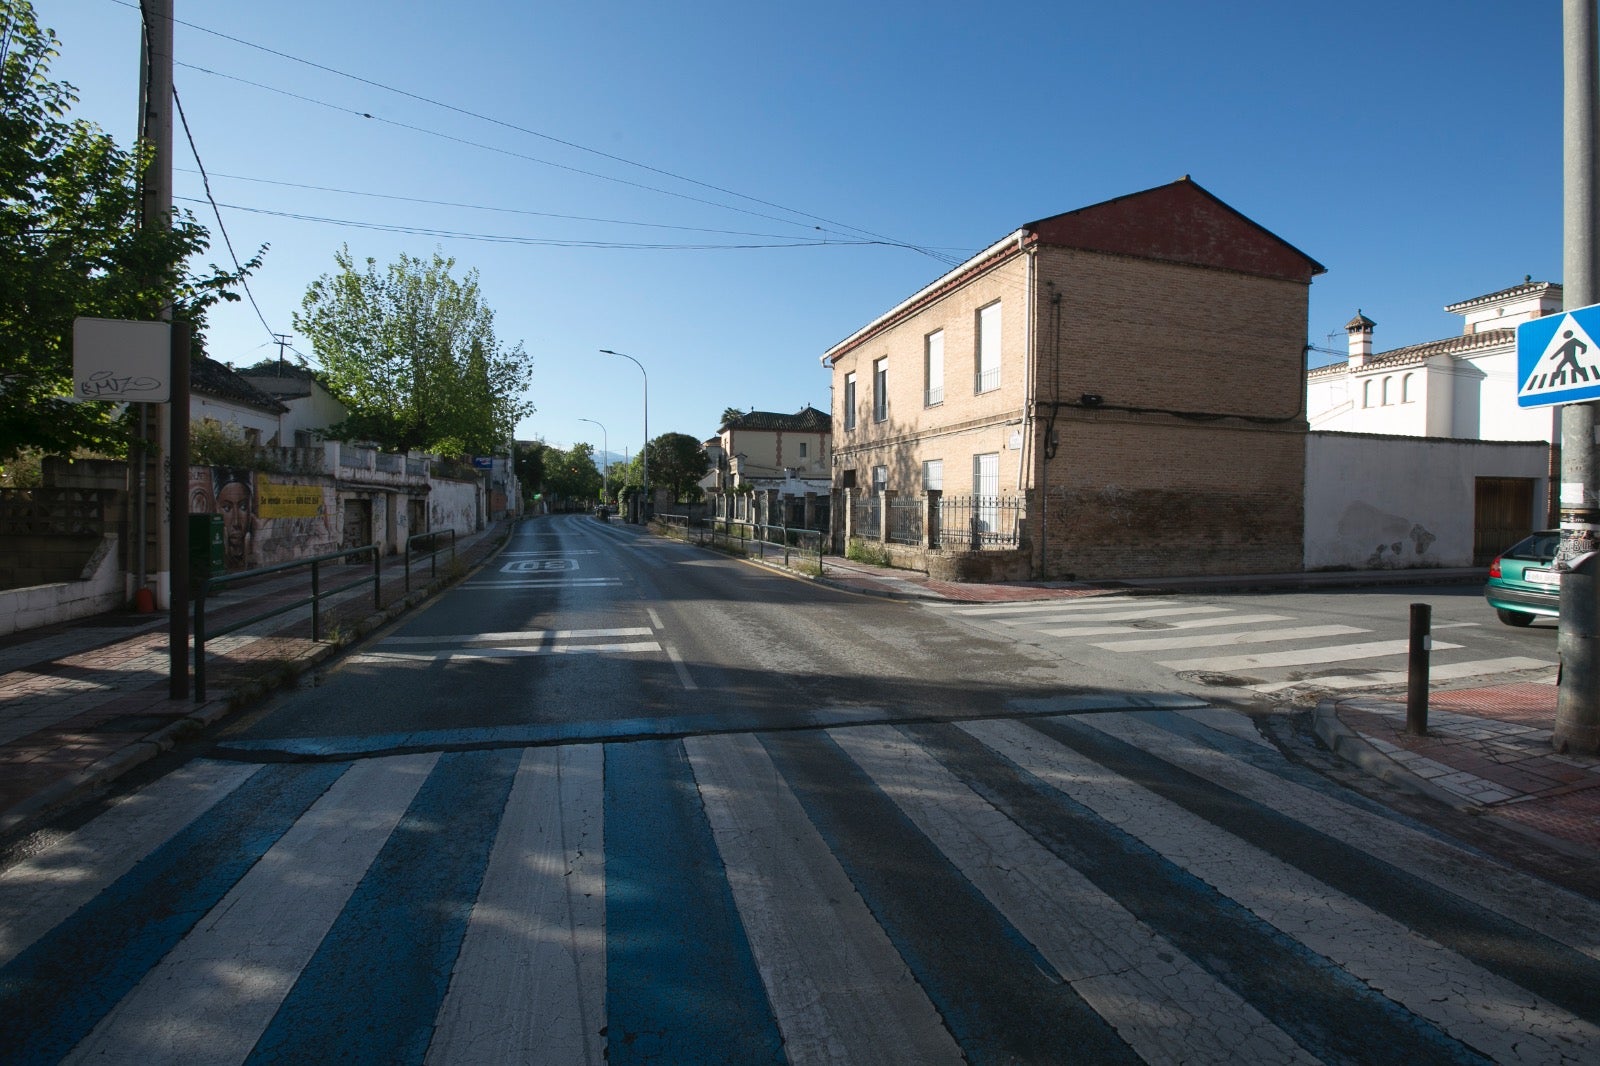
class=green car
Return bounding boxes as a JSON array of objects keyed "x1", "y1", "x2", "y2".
[{"x1": 1484, "y1": 530, "x2": 1561, "y2": 626}]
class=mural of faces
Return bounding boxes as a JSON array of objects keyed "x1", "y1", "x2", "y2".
[{"x1": 214, "y1": 469, "x2": 256, "y2": 570}]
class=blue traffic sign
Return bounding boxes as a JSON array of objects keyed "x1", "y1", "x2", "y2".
[{"x1": 1518, "y1": 302, "x2": 1600, "y2": 407}]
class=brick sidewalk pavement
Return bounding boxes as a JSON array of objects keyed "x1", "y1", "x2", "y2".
[{"x1": 0, "y1": 523, "x2": 511, "y2": 840}]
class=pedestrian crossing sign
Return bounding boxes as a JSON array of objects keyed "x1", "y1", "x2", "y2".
[{"x1": 1517, "y1": 303, "x2": 1600, "y2": 407}]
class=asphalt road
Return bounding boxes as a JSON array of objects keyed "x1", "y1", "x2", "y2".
[{"x1": 2, "y1": 514, "x2": 1597, "y2": 1065}]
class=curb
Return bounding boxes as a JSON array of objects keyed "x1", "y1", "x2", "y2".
[{"x1": 1310, "y1": 699, "x2": 1472, "y2": 811}]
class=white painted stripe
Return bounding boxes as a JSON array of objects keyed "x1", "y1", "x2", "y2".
[
  {"x1": 664, "y1": 645, "x2": 697, "y2": 690},
  {"x1": 428, "y1": 746, "x2": 606, "y2": 1066},
  {"x1": 1248, "y1": 656, "x2": 1556, "y2": 694},
  {"x1": 1076, "y1": 711, "x2": 1600, "y2": 963},
  {"x1": 646, "y1": 608, "x2": 664, "y2": 630},
  {"x1": 346, "y1": 642, "x2": 661, "y2": 664},
  {"x1": 1019, "y1": 605, "x2": 1234, "y2": 627},
  {"x1": 378, "y1": 627, "x2": 651, "y2": 647},
  {"x1": 833, "y1": 726, "x2": 1314, "y2": 1065},
  {"x1": 63, "y1": 755, "x2": 436, "y2": 1066},
  {"x1": 962, "y1": 718, "x2": 1600, "y2": 1061},
  {"x1": 0, "y1": 760, "x2": 258, "y2": 967},
  {"x1": 938, "y1": 599, "x2": 1170, "y2": 617},
  {"x1": 1038, "y1": 613, "x2": 1294, "y2": 638},
  {"x1": 496, "y1": 551, "x2": 598, "y2": 556},
  {"x1": 460, "y1": 579, "x2": 620, "y2": 589},
  {"x1": 1158, "y1": 638, "x2": 1463, "y2": 672},
  {"x1": 1091, "y1": 624, "x2": 1368, "y2": 652},
  {"x1": 685, "y1": 733, "x2": 964, "y2": 1065}
]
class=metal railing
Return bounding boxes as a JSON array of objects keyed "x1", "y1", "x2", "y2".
[
  {"x1": 887, "y1": 496, "x2": 923, "y2": 545},
  {"x1": 936, "y1": 494, "x2": 1022, "y2": 549},
  {"x1": 193, "y1": 543, "x2": 380, "y2": 701},
  {"x1": 404, "y1": 528, "x2": 458, "y2": 592},
  {"x1": 660, "y1": 514, "x2": 825, "y2": 571}
]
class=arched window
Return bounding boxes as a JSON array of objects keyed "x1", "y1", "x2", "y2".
[
  {"x1": 1381, "y1": 377, "x2": 1392, "y2": 406},
  {"x1": 1363, "y1": 379, "x2": 1374, "y2": 408},
  {"x1": 1402, "y1": 373, "x2": 1414, "y2": 403}
]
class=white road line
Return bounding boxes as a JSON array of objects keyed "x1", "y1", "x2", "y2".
[
  {"x1": 646, "y1": 608, "x2": 665, "y2": 630},
  {"x1": 379, "y1": 628, "x2": 651, "y2": 647},
  {"x1": 1076, "y1": 711, "x2": 1600, "y2": 964},
  {"x1": 686, "y1": 733, "x2": 964, "y2": 1065},
  {"x1": 428, "y1": 746, "x2": 606, "y2": 1066},
  {"x1": 63, "y1": 755, "x2": 435, "y2": 1066},
  {"x1": 664, "y1": 645, "x2": 697, "y2": 691},
  {"x1": 496, "y1": 550, "x2": 599, "y2": 556},
  {"x1": 347, "y1": 642, "x2": 661, "y2": 664},
  {"x1": 461, "y1": 579, "x2": 621, "y2": 589},
  {"x1": 937, "y1": 599, "x2": 1174, "y2": 616},
  {"x1": 834, "y1": 726, "x2": 1314, "y2": 1065},
  {"x1": 1249, "y1": 656, "x2": 1556, "y2": 694},
  {"x1": 963, "y1": 718, "x2": 1600, "y2": 1062},
  {"x1": 1038, "y1": 613, "x2": 1294, "y2": 638},
  {"x1": 1019, "y1": 605, "x2": 1232, "y2": 626},
  {"x1": 0, "y1": 761, "x2": 258, "y2": 967},
  {"x1": 1158, "y1": 638, "x2": 1463, "y2": 673},
  {"x1": 1091, "y1": 624, "x2": 1368, "y2": 653}
]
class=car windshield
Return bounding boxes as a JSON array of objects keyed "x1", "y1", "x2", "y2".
[{"x1": 1504, "y1": 532, "x2": 1560, "y2": 561}]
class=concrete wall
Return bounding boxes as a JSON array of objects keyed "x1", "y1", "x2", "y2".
[
  {"x1": 1305, "y1": 432, "x2": 1549, "y2": 570},
  {"x1": 0, "y1": 534, "x2": 124, "y2": 636}
]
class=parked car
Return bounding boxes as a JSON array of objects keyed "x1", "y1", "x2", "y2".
[{"x1": 1484, "y1": 530, "x2": 1561, "y2": 626}]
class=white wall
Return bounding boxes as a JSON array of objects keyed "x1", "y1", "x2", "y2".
[{"x1": 1305, "y1": 432, "x2": 1549, "y2": 569}]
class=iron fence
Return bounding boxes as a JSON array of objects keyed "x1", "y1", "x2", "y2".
[
  {"x1": 886, "y1": 496, "x2": 923, "y2": 545},
  {"x1": 936, "y1": 494, "x2": 1022, "y2": 549}
]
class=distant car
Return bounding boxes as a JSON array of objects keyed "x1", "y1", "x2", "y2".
[{"x1": 1484, "y1": 530, "x2": 1561, "y2": 626}]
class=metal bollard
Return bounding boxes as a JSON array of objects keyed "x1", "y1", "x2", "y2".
[{"x1": 1406, "y1": 602, "x2": 1431, "y2": 735}]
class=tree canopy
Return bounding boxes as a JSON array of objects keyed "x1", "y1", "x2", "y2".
[
  {"x1": 0, "y1": 0, "x2": 257, "y2": 464},
  {"x1": 542, "y1": 442, "x2": 602, "y2": 504},
  {"x1": 647, "y1": 432, "x2": 710, "y2": 502},
  {"x1": 294, "y1": 246, "x2": 534, "y2": 456}
]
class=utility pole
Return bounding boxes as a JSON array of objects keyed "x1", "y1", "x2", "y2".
[
  {"x1": 1556, "y1": 0, "x2": 1600, "y2": 754},
  {"x1": 137, "y1": 0, "x2": 190, "y2": 695}
]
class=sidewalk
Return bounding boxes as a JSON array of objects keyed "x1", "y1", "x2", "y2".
[{"x1": 0, "y1": 521, "x2": 512, "y2": 841}]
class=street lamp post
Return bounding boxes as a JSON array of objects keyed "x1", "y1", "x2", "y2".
[
  {"x1": 578, "y1": 417, "x2": 608, "y2": 506},
  {"x1": 599, "y1": 349, "x2": 649, "y2": 520}
]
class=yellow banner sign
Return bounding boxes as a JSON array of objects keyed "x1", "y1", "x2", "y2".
[{"x1": 257, "y1": 477, "x2": 323, "y2": 519}]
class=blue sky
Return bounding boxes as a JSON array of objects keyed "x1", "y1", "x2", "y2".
[{"x1": 35, "y1": 0, "x2": 1565, "y2": 459}]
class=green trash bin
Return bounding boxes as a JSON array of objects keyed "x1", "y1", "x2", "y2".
[{"x1": 189, "y1": 513, "x2": 224, "y2": 587}]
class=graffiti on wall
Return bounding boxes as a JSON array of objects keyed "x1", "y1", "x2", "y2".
[{"x1": 189, "y1": 467, "x2": 337, "y2": 571}]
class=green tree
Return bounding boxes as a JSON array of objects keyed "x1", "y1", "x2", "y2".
[
  {"x1": 0, "y1": 0, "x2": 258, "y2": 462},
  {"x1": 542, "y1": 442, "x2": 601, "y2": 505},
  {"x1": 719, "y1": 406, "x2": 744, "y2": 427},
  {"x1": 294, "y1": 246, "x2": 533, "y2": 455},
  {"x1": 647, "y1": 432, "x2": 710, "y2": 503},
  {"x1": 513, "y1": 439, "x2": 546, "y2": 504}
]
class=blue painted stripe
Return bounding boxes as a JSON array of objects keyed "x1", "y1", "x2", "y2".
[
  {"x1": 916, "y1": 722, "x2": 1489, "y2": 1065},
  {"x1": 0, "y1": 762, "x2": 348, "y2": 1066},
  {"x1": 244, "y1": 748, "x2": 520, "y2": 1065},
  {"x1": 760, "y1": 729, "x2": 1140, "y2": 1066},
  {"x1": 1028, "y1": 713, "x2": 1600, "y2": 1027},
  {"x1": 604, "y1": 739, "x2": 785, "y2": 1065}
]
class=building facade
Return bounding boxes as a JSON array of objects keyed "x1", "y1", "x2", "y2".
[
  {"x1": 823, "y1": 178, "x2": 1324, "y2": 580},
  {"x1": 709, "y1": 406, "x2": 832, "y2": 527}
]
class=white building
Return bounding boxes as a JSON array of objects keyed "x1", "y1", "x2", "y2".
[{"x1": 1308, "y1": 279, "x2": 1563, "y2": 443}]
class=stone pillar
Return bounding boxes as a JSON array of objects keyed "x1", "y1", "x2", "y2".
[
  {"x1": 879, "y1": 489, "x2": 894, "y2": 544},
  {"x1": 924, "y1": 489, "x2": 941, "y2": 549},
  {"x1": 804, "y1": 492, "x2": 817, "y2": 531}
]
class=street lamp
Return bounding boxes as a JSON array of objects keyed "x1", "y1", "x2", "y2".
[
  {"x1": 578, "y1": 417, "x2": 608, "y2": 506},
  {"x1": 599, "y1": 349, "x2": 649, "y2": 520}
]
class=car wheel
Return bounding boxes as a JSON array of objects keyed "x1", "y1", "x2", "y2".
[{"x1": 1496, "y1": 608, "x2": 1536, "y2": 627}]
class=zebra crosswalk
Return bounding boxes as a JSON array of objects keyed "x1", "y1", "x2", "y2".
[
  {"x1": 2, "y1": 708, "x2": 1596, "y2": 1064},
  {"x1": 933, "y1": 598, "x2": 1555, "y2": 695}
]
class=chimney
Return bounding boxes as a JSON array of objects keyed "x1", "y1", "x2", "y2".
[{"x1": 1346, "y1": 311, "x2": 1376, "y2": 367}]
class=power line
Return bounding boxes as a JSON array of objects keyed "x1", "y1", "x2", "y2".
[
  {"x1": 171, "y1": 197, "x2": 882, "y2": 251},
  {"x1": 171, "y1": 81, "x2": 275, "y2": 340},
  {"x1": 115, "y1": 0, "x2": 962, "y2": 265}
]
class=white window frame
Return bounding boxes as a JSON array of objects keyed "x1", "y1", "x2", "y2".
[
  {"x1": 844, "y1": 372, "x2": 857, "y2": 429},
  {"x1": 922, "y1": 458, "x2": 944, "y2": 491},
  {"x1": 976, "y1": 302, "x2": 1001, "y2": 393},
  {"x1": 873, "y1": 358, "x2": 888, "y2": 422},
  {"x1": 872, "y1": 465, "x2": 888, "y2": 495},
  {"x1": 924, "y1": 329, "x2": 944, "y2": 406}
]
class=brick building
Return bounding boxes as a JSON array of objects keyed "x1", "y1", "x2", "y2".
[{"x1": 821, "y1": 178, "x2": 1324, "y2": 580}]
